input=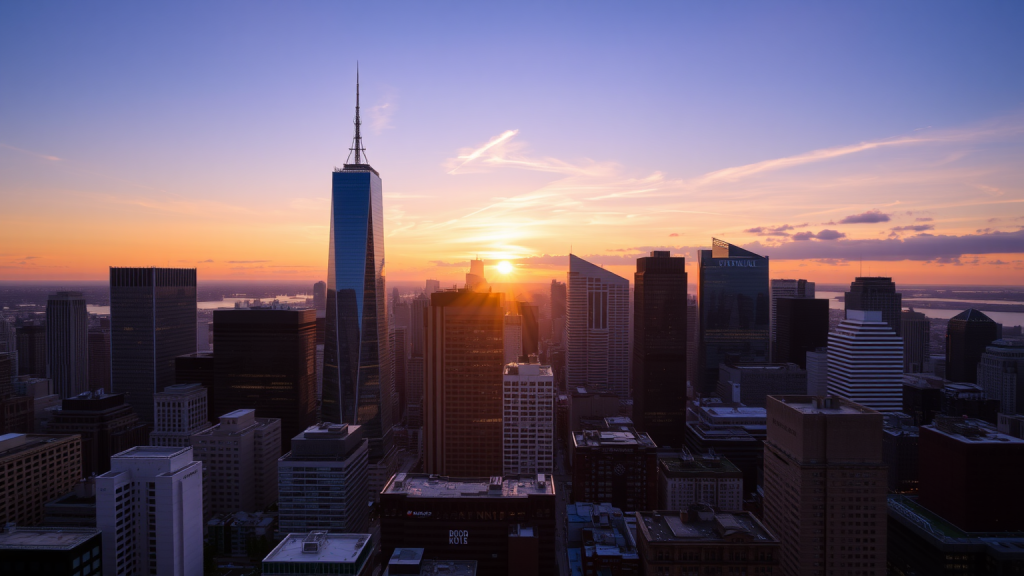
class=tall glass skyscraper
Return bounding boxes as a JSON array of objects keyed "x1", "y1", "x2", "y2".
[
  {"x1": 698, "y1": 239, "x2": 769, "y2": 396},
  {"x1": 45, "y1": 291, "x2": 89, "y2": 398},
  {"x1": 565, "y1": 254, "x2": 630, "y2": 401}
]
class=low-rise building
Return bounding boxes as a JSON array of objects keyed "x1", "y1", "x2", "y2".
[
  {"x1": 0, "y1": 525, "x2": 102, "y2": 576},
  {"x1": 882, "y1": 413, "x2": 919, "y2": 493},
  {"x1": 385, "y1": 548, "x2": 479, "y2": 575},
  {"x1": 716, "y1": 362, "x2": 807, "y2": 407},
  {"x1": 571, "y1": 418, "x2": 658, "y2": 512},
  {"x1": 658, "y1": 449, "x2": 743, "y2": 511},
  {"x1": 43, "y1": 477, "x2": 97, "y2": 527},
  {"x1": 262, "y1": 531, "x2": 373, "y2": 576},
  {"x1": 684, "y1": 402, "x2": 766, "y2": 496},
  {"x1": 42, "y1": 390, "x2": 147, "y2": 477},
  {"x1": 0, "y1": 433, "x2": 82, "y2": 526},
  {"x1": 207, "y1": 511, "x2": 277, "y2": 557},
  {"x1": 565, "y1": 502, "x2": 639, "y2": 576}
]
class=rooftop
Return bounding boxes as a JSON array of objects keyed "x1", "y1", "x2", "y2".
[
  {"x1": 112, "y1": 446, "x2": 190, "y2": 459},
  {"x1": 157, "y1": 383, "x2": 206, "y2": 395},
  {"x1": 659, "y1": 453, "x2": 742, "y2": 476},
  {"x1": 419, "y1": 560, "x2": 478, "y2": 575},
  {"x1": 0, "y1": 433, "x2": 76, "y2": 458},
  {"x1": 951, "y1": 309, "x2": 996, "y2": 323},
  {"x1": 574, "y1": 427, "x2": 657, "y2": 450},
  {"x1": 925, "y1": 416, "x2": 1024, "y2": 445},
  {"x1": 637, "y1": 509, "x2": 777, "y2": 544},
  {"x1": 0, "y1": 527, "x2": 100, "y2": 551},
  {"x1": 383, "y1": 473, "x2": 555, "y2": 498},
  {"x1": 770, "y1": 395, "x2": 879, "y2": 416},
  {"x1": 263, "y1": 532, "x2": 371, "y2": 566}
]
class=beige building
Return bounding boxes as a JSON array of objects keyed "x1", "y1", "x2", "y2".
[
  {"x1": 0, "y1": 432, "x2": 82, "y2": 526},
  {"x1": 762, "y1": 395, "x2": 886, "y2": 576},
  {"x1": 151, "y1": 383, "x2": 211, "y2": 447}
]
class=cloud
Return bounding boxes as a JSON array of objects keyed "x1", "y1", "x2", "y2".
[
  {"x1": 198, "y1": 259, "x2": 214, "y2": 263},
  {"x1": 744, "y1": 228, "x2": 1024, "y2": 262},
  {"x1": 448, "y1": 130, "x2": 520, "y2": 174},
  {"x1": 839, "y1": 209, "x2": 891, "y2": 224},
  {"x1": 990, "y1": 260, "x2": 1009, "y2": 265},
  {"x1": 916, "y1": 217, "x2": 934, "y2": 222},
  {"x1": 745, "y1": 224, "x2": 798, "y2": 237},
  {"x1": 227, "y1": 260, "x2": 270, "y2": 264},
  {"x1": 23, "y1": 256, "x2": 40, "y2": 260},
  {"x1": 891, "y1": 224, "x2": 934, "y2": 232},
  {"x1": 669, "y1": 233, "x2": 679, "y2": 237},
  {"x1": 791, "y1": 230, "x2": 846, "y2": 241},
  {"x1": 368, "y1": 100, "x2": 395, "y2": 134}
]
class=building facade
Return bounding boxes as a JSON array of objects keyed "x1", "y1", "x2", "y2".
[
  {"x1": 42, "y1": 391, "x2": 147, "y2": 477},
  {"x1": 827, "y1": 310, "x2": 904, "y2": 412},
  {"x1": 46, "y1": 291, "x2": 89, "y2": 398},
  {"x1": 571, "y1": 420, "x2": 658, "y2": 512},
  {"x1": 191, "y1": 409, "x2": 281, "y2": 516},
  {"x1": 658, "y1": 450, "x2": 744, "y2": 511},
  {"x1": 770, "y1": 278, "x2": 815, "y2": 359},
  {"x1": 684, "y1": 402, "x2": 766, "y2": 495},
  {"x1": 502, "y1": 361, "x2": 554, "y2": 476},
  {"x1": 844, "y1": 277, "x2": 902, "y2": 337},
  {"x1": 901, "y1": 309, "x2": 930, "y2": 373},
  {"x1": 503, "y1": 314, "x2": 523, "y2": 364},
  {"x1": 16, "y1": 325, "x2": 47, "y2": 377},
  {"x1": 945, "y1": 309, "x2": 1001, "y2": 384},
  {"x1": 0, "y1": 526, "x2": 102, "y2": 576},
  {"x1": 0, "y1": 433, "x2": 82, "y2": 526},
  {"x1": 566, "y1": 254, "x2": 630, "y2": 401},
  {"x1": 775, "y1": 297, "x2": 829, "y2": 369},
  {"x1": 150, "y1": 383, "x2": 210, "y2": 447},
  {"x1": 977, "y1": 338, "x2": 1024, "y2": 415},
  {"x1": 717, "y1": 362, "x2": 808, "y2": 407}
]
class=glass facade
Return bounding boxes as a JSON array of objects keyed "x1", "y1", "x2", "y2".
[
  {"x1": 698, "y1": 240, "x2": 769, "y2": 396},
  {"x1": 324, "y1": 166, "x2": 392, "y2": 461}
]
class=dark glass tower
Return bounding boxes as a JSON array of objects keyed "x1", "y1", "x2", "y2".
[
  {"x1": 698, "y1": 239, "x2": 769, "y2": 396},
  {"x1": 110, "y1": 267, "x2": 197, "y2": 424},
  {"x1": 632, "y1": 251, "x2": 688, "y2": 449},
  {"x1": 45, "y1": 291, "x2": 90, "y2": 398},
  {"x1": 845, "y1": 277, "x2": 902, "y2": 337},
  {"x1": 775, "y1": 298, "x2": 829, "y2": 369},
  {"x1": 902, "y1": 309, "x2": 930, "y2": 373},
  {"x1": 945, "y1": 309, "x2": 999, "y2": 383},
  {"x1": 323, "y1": 72, "x2": 393, "y2": 465}
]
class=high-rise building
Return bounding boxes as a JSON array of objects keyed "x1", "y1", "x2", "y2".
[
  {"x1": 464, "y1": 258, "x2": 489, "y2": 292},
  {"x1": 901, "y1": 309, "x2": 930, "y2": 373},
  {"x1": 406, "y1": 356, "x2": 424, "y2": 429},
  {"x1": 425, "y1": 279, "x2": 440, "y2": 295},
  {"x1": 686, "y1": 295, "x2": 698, "y2": 387},
  {"x1": 775, "y1": 297, "x2": 829, "y2": 368},
  {"x1": 191, "y1": 409, "x2": 281, "y2": 516},
  {"x1": 503, "y1": 314, "x2": 523, "y2": 364},
  {"x1": 770, "y1": 278, "x2": 815, "y2": 359},
  {"x1": 0, "y1": 526, "x2": 103, "y2": 576},
  {"x1": 632, "y1": 251, "x2": 688, "y2": 450},
  {"x1": 12, "y1": 375, "x2": 60, "y2": 432},
  {"x1": 882, "y1": 412, "x2": 919, "y2": 493},
  {"x1": 657, "y1": 449, "x2": 744, "y2": 511},
  {"x1": 502, "y1": 361, "x2": 554, "y2": 476},
  {"x1": 46, "y1": 291, "x2": 89, "y2": 398},
  {"x1": 96, "y1": 446, "x2": 204, "y2": 576},
  {"x1": 978, "y1": 339, "x2": 1024, "y2": 415},
  {"x1": 87, "y1": 323, "x2": 111, "y2": 392},
  {"x1": 565, "y1": 254, "x2": 629, "y2": 401},
  {"x1": 551, "y1": 279, "x2": 567, "y2": 347},
  {"x1": 213, "y1": 308, "x2": 316, "y2": 452},
  {"x1": 684, "y1": 402, "x2": 766, "y2": 494},
  {"x1": 174, "y1": 352, "x2": 215, "y2": 420},
  {"x1": 42, "y1": 391, "x2": 147, "y2": 477},
  {"x1": 424, "y1": 290, "x2": 505, "y2": 477},
  {"x1": 16, "y1": 324, "x2": 46, "y2": 377},
  {"x1": 410, "y1": 293, "x2": 428, "y2": 356},
  {"x1": 110, "y1": 267, "x2": 197, "y2": 424},
  {"x1": 805, "y1": 348, "x2": 828, "y2": 396},
  {"x1": 717, "y1": 362, "x2": 807, "y2": 407},
  {"x1": 313, "y1": 281, "x2": 327, "y2": 311},
  {"x1": 150, "y1": 383, "x2": 211, "y2": 447},
  {"x1": 697, "y1": 239, "x2": 770, "y2": 396},
  {"x1": 519, "y1": 303, "x2": 540, "y2": 356},
  {"x1": 945, "y1": 309, "x2": 1000, "y2": 384},
  {"x1": 0, "y1": 317, "x2": 16, "y2": 380},
  {"x1": 571, "y1": 418, "x2": 658, "y2": 512},
  {"x1": 827, "y1": 310, "x2": 904, "y2": 412},
  {"x1": 844, "y1": 277, "x2": 902, "y2": 337},
  {"x1": 762, "y1": 396, "x2": 886, "y2": 576},
  {"x1": 0, "y1": 433, "x2": 81, "y2": 526},
  {"x1": 278, "y1": 423, "x2": 369, "y2": 535}
]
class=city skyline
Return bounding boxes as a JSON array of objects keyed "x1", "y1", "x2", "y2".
[{"x1": 2, "y1": 3, "x2": 1024, "y2": 285}]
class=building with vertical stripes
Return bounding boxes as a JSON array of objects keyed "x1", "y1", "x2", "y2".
[
  {"x1": 46, "y1": 292, "x2": 90, "y2": 399},
  {"x1": 565, "y1": 254, "x2": 629, "y2": 402},
  {"x1": 827, "y1": 310, "x2": 904, "y2": 412},
  {"x1": 901, "y1": 309, "x2": 930, "y2": 373},
  {"x1": 502, "y1": 361, "x2": 554, "y2": 476}
]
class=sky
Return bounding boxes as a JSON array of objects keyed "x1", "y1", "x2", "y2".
[{"x1": 2, "y1": 1, "x2": 1024, "y2": 286}]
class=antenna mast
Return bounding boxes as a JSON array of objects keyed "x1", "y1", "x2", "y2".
[{"x1": 347, "y1": 63, "x2": 367, "y2": 165}]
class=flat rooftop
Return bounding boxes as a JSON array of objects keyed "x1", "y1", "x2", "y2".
[
  {"x1": 264, "y1": 532, "x2": 371, "y2": 565},
  {"x1": 420, "y1": 560, "x2": 478, "y2": 575},
  {"x1": 0, "y1": 434, "x2": 76, "y2": 458},
  {"x1": 638, "y1": 510, "x2": 777, "y2": 544},
  {"x1": 702, "y1": 406, "x2": 767, "y2": 418},
  {"x1": 771, "y1": 396, "x2": 878, "y2": 415},
  {"x1": 660, "y1": 455, "x2": 742, "y2": 476},
  {"x1": 574, "y1": 428, "x2": 656, "y2": 449},
  {"x1": 383, "y1": 473, "x2": 555, "y2": 498},
  {"x1": 924, "y1": 423, "x2": 1024, "y2": 445},
  {"x1": 0, "y1": 528, "x2": 99, "y2": 550},
  {"x1": 112, "y1": 446, "x2": 190, "y2": 459}
]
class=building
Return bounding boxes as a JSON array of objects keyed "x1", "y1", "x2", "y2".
[
  {"x1": 636, "y1": 507, "x2": 780, "y2": 576},
  {"x1": 41, "y1": 391, "x2": 147, "y2": 477},
  {"x1": 686, "y1": 295, "x2": 699, "y2": 388},
  {"x1": 805, "y1": 348, "x2": 828, "y2": 397},
  {"x1": 998, "y1": 412, "x2": 1024, "y2": 439},
  {"x1": 502, "y1": 361, "x2": 554, "y2": 476},
  {"x1": 882, "y1": 413, "x2": 919, "y2": 493},
  {"x1": 424, "y1": 290, "x2": 505, "y2": 477},
  {"x1": 503, "y1": 314, "x2": 523, "y2": 364},
  {"x1": 96, "y1": 446, "x2": 203, "y2": 576},
  {"x1": 149, "y1": 383, "x2": 210, "y2": 447},
  {"x1": 684, "y1": 402, "x2": 766, "y2": 495},
  {"x1": 110, "y1": 267, "x2": 197, "y2": 425},
  {"x1": 278, "y1": 423, "x2": 369, "y2": 535},
  {"x1": 827, "y1": 310, "x2": 904, "y2": 412},
  {"x1": 0, "y1": 433, "x2": 82, "y2": 526},
  {"x1": 698, "y1": 239, "x2": 770, "y2": 396},
  {"x1": 392, "y1": 326, "x2": 408, "y2": 424},
  {"x1": 0, "y1": 318, "x2": 17, "y2": 380},
  {"x1": 977, "y1": 338, "x2": 1024, "y2": 414},
  {"x1": 0, "y1": 368, "x2": 33, "y2": 434},
  {"x1": 207, "y1": 511, "x2": 276, "y2": 557},
  {"x1": 658, "y1": 449, "x2": 744, "y2": 511},
  {"x1": 900, "y1": 373, "x2": 944, "y2": 426},
  {"x1": 519, "y1": 302, "x2": 540, "y2": 357},
  {"x1": 16, "y1": 324, "x2": 47, "y2": 377},
  {"x1": 716, "y1": 362, "x2": 807, "y2": 407},
  {"x1": 43, "y1": 478, "x2": 97, "y2": 528},
  {"x1": 386, "y1": 548, "x2": 478, "y2": 576},
  {"x1": 941, "y1": 383, "x2": 999, "y2": 424},
  {"x1": 567, "y1": 386, "x2": 621, "y2": 437},
  {"x1": 46, "y1": 291, "x2": 89, "y2": 398},
  {"x1": 213, "y1": 308, "x2": 316, "y2": 453},
  {"x1": 425, "y1": 279, "x2": 440, "y2": 295},
  {"x1": 313, "y1": 280, "x2": 327, "y2": 311},
  {"x1": 901, "y1": 309, "x2": 930, "y2": 373},
  {"x1": 844, "y1": 277, "x2": 902, "y2": 337},
  {"x1": 191, "y1": 409, "x2": 281, "y2": 516},
  {"x1": 13, "y1": 376, "x2": 59, "y2": 432},
  {"x1": 87, "y1": 323, "x2": 111, "y2": 392},
  {"x1": 945, "y1": 309, "x2": 1000, "y2": 384},
  {"x1": 566, "y1": 254, "x2": 630, "y2": 401},
  {"x1": 762, "y1": 396, "x2": 887, "y2": 576},
  {"x1": 632, "y1": 251, "x2": 688, "y2": 450},
  {"x1": 0, "y1": 526, "x2": 102, "y2": 576},
  {"x1": 771, "y1": 278, "x2": 815, "y2": 359},
  {"x1": 571, "y1": 419, "x2": 658, "y2": 512},
  {"x1": 263, "y1": 532, "x2": 373, "y2": 576},
  {"x1": 565, "y1": 502, "x2": 639, "y2": 576},
  {"x1": 380, "y1": 473, "x2": 556, "y2": 576},
  {"x1": 775, "y1": 297, "x2": 829, "y2": 368}
]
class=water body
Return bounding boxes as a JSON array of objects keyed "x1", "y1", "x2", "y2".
[
  {"x1": 86, "y1": 294, "x2": 312, "y2": 316},
  {"x1": 816, "y1": 291, "x2": 1024, "y2": 328}
]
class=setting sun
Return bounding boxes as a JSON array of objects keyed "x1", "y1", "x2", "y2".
[{"x1": 497, "y1": 261, "x2": 513, "y2": 274}]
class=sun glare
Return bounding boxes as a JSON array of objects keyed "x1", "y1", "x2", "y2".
[{"x1": 497, "y1": 260, "x2": 513, "y2": 274}]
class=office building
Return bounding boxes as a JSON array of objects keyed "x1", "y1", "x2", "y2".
[
  {"x1": 658, "y1": 449, "x2": 744, "y2": 511},
  {"x1": 425, "y1": 279, "x2": 440, "y2": 295},
  {"x1": 978, "y1": 338, "x2": 1024, "y2": 415},
  {"x1": 0, "y1": 526, "x2": 102, "y2": 576},
  {"x1": 636, "y1": 507, "x2": 780, "y2": 576},
  {"x1": 941, "y1": 383, "x2": 999, "y2": 423},
  {"x1": 424, "y1": 290, "x2": 504, "y2": 477},
  {"x1": 999, "y1": 413, "x2": 1024, "y2": 439},
  {"x1": 901, "y1": 309, "x2": 930, "y2": 373},
  {"x1": 391, "y1": 326, "x2": 408, "y2": 424},
  {"x1": 0, "y1": 318, "x2": 16, "y2": 380},
  {"x1": 380, "y1": 473, "x2": 556, "y2": 576},
  {"x1": 551, "y1": 280, "x2": 567, "y2": 345},
  {"x1": 87, "y1": 324, "x2": 111, "y2": 393},
  {"x1": 410, "y1": 293, "x2": 428, "y2": 355},
  {"x1": 762, "y1": 396, "x2": 886, "y2": 576},
  {"x1": 564, "y1": 502, "x2": 639, "y2": 576},
  {"x1": 946, "y1": 309, "x2": 1001, "y2": 384},
  {"x1": 42, "y1": 478, "x2": 97, "y2": 528},
  {"x1": 775, "y1": 297, "x2": 829, "y2": 368},
  {"x1": 173, "y1": 352, "x2": 214, "y2": 420},
  {"x1": 386, "y1": 548, "x2": 478, "y2": 576},
  {"x1": 632, "y1": 251, "x2": 688, "y2": 450},
  {"x1": 46, "y1": 291, "x2": 89, "y2": 398},
  {"x1": 567, "y1": 386, "x2": 621, "y2": 438},
  {"x1": 0, "y1": 433, "x2": 81, "y2": 526},
  {"x1": 686, "y1": 295, "x2": 699, "y2": 387},
  {"x1": 0, "y1": 365, "x2": 33, "y2": 434},
  {"x1": 882, "y1": 413, "x2": 919, "y2": 493},
  {"x1": 771, "y1": 278, "x2": 815, "y2": 358},
  {"x1": 684, "y1": 402, "x2": 766, "y2": 494},
  {"x1": 844, "y1": 277, "x2": 902, "y2": 337},
  {"x1": 900, "y1": 373, "x2": 944, "y2": 426},
  {"x1": 464, "y1": 258, "x2": 489, "y2": 292},
  {"x1": 805, "y1": 348, "x2": 828, "y2": 396},
  {"x1": 502, "y1": 361, "x2": 554, "y2": 476},
  {"x1": 406, "y1": 356, "x2": 424, "y2": 429},
  {"x1": 716, "y1": 362, "x2": 807, "y2": 407},
  {"x1": 571, "y1": 418, "x2": 658, "y2": 511},
  {"x1": 42, "y1": 391, "x2": 147, "y2": 477},
  {"x1": 96, "y1": 446, "x2": 203, "y2": 576},
  {"x1": 313, "y1": 280, "x2": 327, "y2": 311},
  {"x1": 149, "y1": 383, "x2": 210, "y2": 447},
  {"x1": 13, "y1": 375, "x2": 60, "y2": 432},
  {"x1": 566, "y1": 254, "x2": 630, "y2": 401},
  {"x1": 206, "y1": 511, "x2": 276, "y2": 557},
  {"x1": 503, "y1": 314, "x2": 523, "y2": 364},
  {"x1": 278, "y1": 423, "x2": 369, "y2": 534},
  {"x1": 519, "y1": 302, "x2": 540, "y2": 356},
  {"x1": 213, "y1": 308, "x2": 316, "y2": 452},
  {"x1": 263, "y1": 532, "x2": 373, "y2": 576},
  {"x1": 16, "y1": 324, "x2": 47, "y2": 377},
  {"x1": 191, "y1": 409, "x2": 281, "y2": 515},
  {"x1": 110, "y1": 267, "x2": 197, "y2": 424},
  {"x1": 698, "y1": 239, "x2": 770, "y2": 396},
  {"x1": 827, "y1": 310, "x2": 904, "y2": 412}
]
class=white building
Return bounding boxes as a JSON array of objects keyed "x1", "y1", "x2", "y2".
[
  {"x1": 827, "y1": 310, "x2": 903, "y2": 412},
  {"x1": 502, "y1": 361, "x2": 555, "y2": 476},
  {"x1": 96, "y1": 446, "x2": 203, "y2": 576},
  {"x1": 150, "y1": 383, "x2": 211, "y2": 447},
  {"x1": 977, "y1": 339, "x2": 1024, "y2": 415},
  {"x1": 769, "y1": 279, "x2": 814, "y2": 359},
  {"x1": 565, "y1": 254, "x2": 629, "y2": 401},
  {"x1": 504, "y1": 314, "x2": 523, "y2": 364}
]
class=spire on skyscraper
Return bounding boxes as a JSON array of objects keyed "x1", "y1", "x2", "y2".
[{"x1": 347, "y1": 63, "x2": 367, "y2": 166}]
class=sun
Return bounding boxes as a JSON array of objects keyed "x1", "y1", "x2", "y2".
[{"x1": 497, "y1": 260, "x2": 513, "y2": 274}]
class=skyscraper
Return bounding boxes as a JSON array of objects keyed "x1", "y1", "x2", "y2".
[
  {"x1": 697, "y1": 239, "x2": 770, "y2": 396},
  {"x1": 16, "y1": 324, "x2": 46, "y2": 377},
  {"x1": 632, "y1": 251, "x2": 688, "y2": 449},
  {"x1": 774, "y1": 297, "x2": 829, "y2": 369},
  {"x1": 42, "y1": 391, "x2": 147, "y2": 477},
  {"x1": 110, "y1": 267, "x2": 197, "y2": 424},
  {"x1": 323, "y1": 72, "x2": 394, "y2": 479},
  {"x1": 150, "y1": 383, "x2": 211, "y2": 447},
  {"x1": 87, "y1": 322, "x2": 111, "y2": 392},
  {"x1": 503, "y1": 313, "x2": 523, "y2": 364},
  {"x1": 551, "y1": 279, "x2": 567, "y2": 346},
  {"x1": 844, "y1": 277, "x2": 902, "y2": 337},
  {"x1": 977, "y1": 339, "x2": 1024, "y2": 414},
  {"x1": 313, "y1": 280, "x2": 327, "y2": 311},
  {"x1": 827, "y1": 310, "x2": 903, "y2": 412},
  {"x1": 465, "y1": 258, "x2": 489, "y2": 292},
  {"x1": 46, "y1": 291, "x2": 89, "y2": 398},
  {"x1": 425, "y1": 279, "x2": 440, "y2": 295},
  {"x1": 769, "y1": 278, "x2": 814, "y2": 359},
  {"x1": 686, "y1": 295, "x2": 698, "y2": 386},
  {"x1": 901, "y1": 309, "x2": 930, "y2": 373},
  {"x1": 565, "y1": 254, "x2": 629, "y2": 401},
  {"x1": 945, "y1": 309, "x2": 1000, "y2": 384},
  {"x1": 390, "y1": 326, "x2": 407, "y2": 424},
  {"x1": 502, "y1": 360, "x2": 555, "y2": 476},
  {"x1": 0, "y1": 316, "x2": 16, "y2": 380},
  {"x1": 519, "y1": 302, "x2": 540, "y2": 356}
]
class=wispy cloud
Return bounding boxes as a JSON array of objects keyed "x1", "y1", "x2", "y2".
[{"x1": 840, "y1": 209, "x2": 891, "y2": 224}]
